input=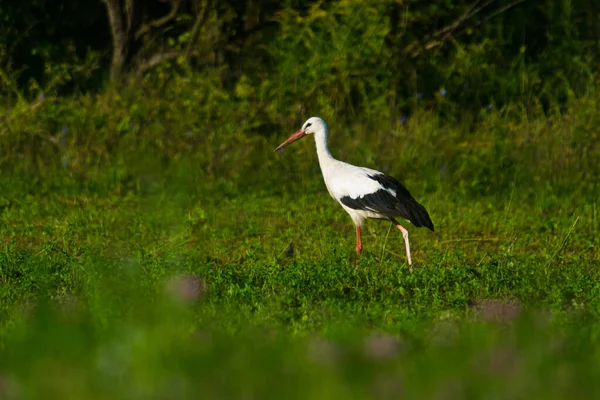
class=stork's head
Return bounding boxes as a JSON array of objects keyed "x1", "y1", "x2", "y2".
[{"x1": 274, "y1": 117, "x2": 326, "y2": 152}]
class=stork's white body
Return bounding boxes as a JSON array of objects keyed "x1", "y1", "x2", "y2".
[
  {"x1": 315, "y1": 139, "x2": 389, "y2": 226},
  {"x1": 275, "y1": 117, "x2": 434, "y2": 269}
]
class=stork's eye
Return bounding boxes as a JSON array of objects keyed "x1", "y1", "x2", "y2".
[{"x1": 305, "y1": 123, "x2": 312, "y2": 129}]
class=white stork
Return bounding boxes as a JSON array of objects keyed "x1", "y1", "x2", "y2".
[{"x1": 274, "y1": 117, "x2": 434, "y2": 271}]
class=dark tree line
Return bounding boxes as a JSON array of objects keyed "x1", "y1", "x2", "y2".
[{"x1": 1, "y1": 0, "x2": 599, "y2": 111}]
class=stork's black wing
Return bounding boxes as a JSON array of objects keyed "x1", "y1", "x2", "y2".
[{"x1": 339, "y1": 173, "x2": 434, "y2": 231}]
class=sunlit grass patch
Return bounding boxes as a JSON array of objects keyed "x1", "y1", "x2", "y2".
[{"x1": 0, "y1": 88, "x2": 599, "y2": 397}]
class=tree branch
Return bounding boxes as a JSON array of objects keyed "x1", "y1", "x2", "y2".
[
  {"x1": 135, "y1": 0, "x2": 182, "y2": 40},
  {"x1": 472, "y1": 0, "x2": 527, "y2": 28},
  {"x1": 186, "y1": 0, "x2": 208, "y2": 58},
  {"x1": 422, "y1": 0, "x2": 495, "y2": 56},
  {"x1": 125, "y1": 0, "x2": 135, "y2": 34},
  {"x1": 431, "y1": 0, "x2": 494, "y2": 39},
  {"x1": 136, "y1": 51, "x2": 182, "y2": 75},
  {"x1": 404, "y1": 0, "x2": 526, "y2": 58},
  {"x1": 102, "y1": 0, "x2": 129, "y2": 82}
]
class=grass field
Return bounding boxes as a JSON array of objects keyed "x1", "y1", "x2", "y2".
[{"x1": 0, "y1": 98, "x2": 599, "y2": 398}]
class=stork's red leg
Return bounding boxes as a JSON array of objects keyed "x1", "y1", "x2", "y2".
[
  {"x1": 390, "y1": 218, "x2": 413, "y2": 273},
  {"x1": 355, "y1": 225, "x2": 363, "y2": 255},
  {"x1": 355, "y1": 225, "x2": 362, "y2": 266}
]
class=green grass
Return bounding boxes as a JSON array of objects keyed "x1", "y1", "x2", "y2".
[{"x1": 0, "y1": 93, "x2": 599, "y2": 398}]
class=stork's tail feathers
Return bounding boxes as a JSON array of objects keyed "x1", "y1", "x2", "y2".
[{"x1": 405, "y1": 200, "x2": 434, "y2": 231}]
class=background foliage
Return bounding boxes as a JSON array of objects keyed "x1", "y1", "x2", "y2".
[{"x1": 2, "y1": 0, "x2": 599, "y2": 117}]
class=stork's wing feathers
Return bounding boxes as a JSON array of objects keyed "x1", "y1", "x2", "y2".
[
  {"x1": 368, "y1": 173, "x2": 414, "y2": 202},
  {"x1": 339, "y1": 173, "x2": 434, "y2": 231}
]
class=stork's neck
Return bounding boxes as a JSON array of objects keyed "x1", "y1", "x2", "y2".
[{"x1": 314, "y1": 126, "x2": 337, "y2": 171}]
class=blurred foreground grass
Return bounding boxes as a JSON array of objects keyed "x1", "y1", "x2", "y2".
[{"x1": 0, "y1": 90, "x2": 599, "y2": 398}]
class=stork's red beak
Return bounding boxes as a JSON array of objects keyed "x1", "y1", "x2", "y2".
[{"x1": 274, "y1": 129, "x2": 306, "y2": 152}]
